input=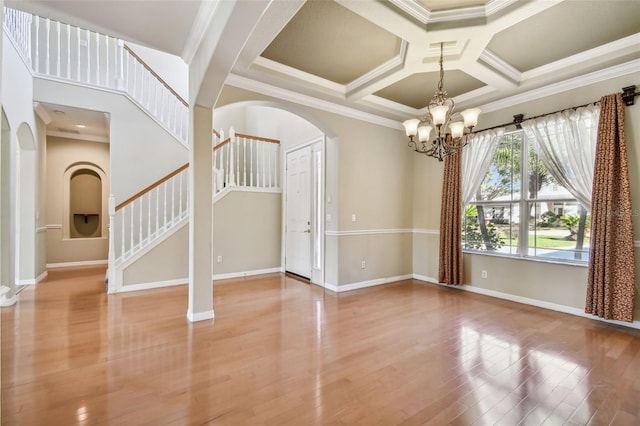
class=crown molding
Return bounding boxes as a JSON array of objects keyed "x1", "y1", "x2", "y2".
[
  {"x1": 252, "y1": 56, "x2": 345, "y2": 94},
  {"x1": 33, "y1": 102, "x2": 53, "y2": 125},
  {"x1": 225, "y1": 73, "x2": 403, "y2": 130},
  {"x1": 346, "y1": 40, "x2": 408, "y2": 99},
  {"x1": 479, "y1": 49, "x2": 522, "y2": 83},
  {"x1": 388, "y1": 0, "x2": 520, "y2": 24},
  {"x1": 479, "y1": 59, "x2": 640, "y2": 114},
  {"x1": 522, "y1": 33, "x2": 640, "y2": 82}
]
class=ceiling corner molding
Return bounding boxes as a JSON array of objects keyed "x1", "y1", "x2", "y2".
[
  {"x1": 479, "y1": 59, "x2": 640, "y2": 114},
  {"x1": 479, "y1": 49, "x2": 522, "y2": 83},
  {"x1": 521, "y1": 33, "x2": 640, "y2": 82},
  {"x1": 33, "y1": 102, "x2": 53, "y2": 125},
  {"x1": 387, "y1": 0, "x2": 431, "y2": 24},
  {"x1": 346, "y1": 40, "x2": 409, "y2": 99},
  {"x1": 225, "y1": 73, "x2": 403, "y2": 130},
  {"x1": 428, "y1": 5, "x2": 485, "y2": 23},
  {"x1": 484, "y1": 0, "x2": 519, "y2": 16},
  {"x1": 181, "y1": 0, "x2": 220, "y2": 64},
  {"x1": 253, "y1": 56, "x2": 345, "y2": 94}
]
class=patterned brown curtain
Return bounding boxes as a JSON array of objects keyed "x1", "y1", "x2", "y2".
[
  {"x1": 438, "y1": 150, "x2": 463, "y2": 285},
  {"x1": 585, "y1": 93, "x2": 636, "y2": 322}
]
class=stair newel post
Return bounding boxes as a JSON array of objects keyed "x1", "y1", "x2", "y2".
[
  {"x1": 229, "y1": 127, "x2": 236, "y2": 186},
  {"x1": 107, "y1": 195, "x2": 117, "y2": 293}
]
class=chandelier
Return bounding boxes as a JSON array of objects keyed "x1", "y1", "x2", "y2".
[{"x1": 402, "y1": 43, "x2": 481, "y2": 161}]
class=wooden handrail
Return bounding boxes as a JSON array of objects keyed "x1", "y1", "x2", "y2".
[
  {"x1": 213, "y1": 138, "x2": 231, "y2": 151},
  {"x1": 235, "y1": 133, "x2": 280, "y2": 144},
  {"x1": 123, "y1": 44, "x2": 189, "y2": 107},
  {"x1": 213, "y1": 129, "x2": 221, "y2": 138},
  {"x1": 116, "y1": 163, "x2": 189, "y2": 211},
  {"x1": 115, "y1": 131, "x2": 277, "y2": 210}
]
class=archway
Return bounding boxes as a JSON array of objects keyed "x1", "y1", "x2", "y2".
[
  {"x1": 214, "y1": 101, "x2": 338, "y2": 287},
  {"x1": 16, "y1": 123, "x2": 38, "y2": 285},
  {"x1": 1, "y1": 109, "x2": 16, "y2": 305}
]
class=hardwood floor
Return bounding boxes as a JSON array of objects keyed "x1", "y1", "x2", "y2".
[{"x1": 3, "y1": 267, "x2": 640, "y2": 425}]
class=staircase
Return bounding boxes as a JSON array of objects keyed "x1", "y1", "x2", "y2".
[{"x1": 4, "y1": 7, "x2": 282, "y2": 292}]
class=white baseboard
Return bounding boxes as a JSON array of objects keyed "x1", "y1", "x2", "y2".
[
  {"x1": 324, "y1": 274, "x2": 414, "y2": 293},
  {"x1": 18, "y1": 271, "x2": 49, "y2": 285},
  {"x1": 47, "y1": 260, "x2": 108, "y2": 269},
  {"x1": 213, "y1": 267, "x2": 282, "y2": 281},
  {"x1": 1, "y1": 295, "x2": 17, "y2": 307},
  {"x1": 117, "y1": 278, "x2": 187, "y2": 293},
  {"x1": 115, "y1": 268, "x2": 283, "y2": 293},
  {"x1": 187, "y1": 309, "x2": 215, "y2": 322},
  {"x1": 412, "y1": 275, "x2": 640, "y2": 330}
]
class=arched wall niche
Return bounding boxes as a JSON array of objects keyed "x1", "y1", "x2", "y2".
[{"x1": 63, "y1": 162, "x2": 108, "y2": 239}]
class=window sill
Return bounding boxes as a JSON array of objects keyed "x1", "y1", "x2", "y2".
[{"x1": 462, "y1": 249, "x2": 589, "y2": 268}]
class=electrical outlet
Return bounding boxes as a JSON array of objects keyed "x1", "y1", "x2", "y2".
[
  {"x1": 352, "y1": 214, "x2": 357, "y2": 222},
  {"x1": 217, "y1": 256, "x2": 223, "y2": 263},
  {"x1": 361, "y1": 260, "x2": 366, "y2": 269},
  {"x1": 481, "y1": 270, "x2": 487, "y2": 279}
]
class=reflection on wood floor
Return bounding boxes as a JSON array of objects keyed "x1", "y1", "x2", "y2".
[{"x1": 2, "y1": 266, "x2": 640, "y2": 425}]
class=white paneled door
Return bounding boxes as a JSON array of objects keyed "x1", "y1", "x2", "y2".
[{"x1": 285, "y1": 145, "x2": 311, "y2": 278}]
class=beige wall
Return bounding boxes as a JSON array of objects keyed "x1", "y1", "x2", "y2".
[
  {"x1": 45, "y1": 136, "x2": 109, "y2": 264},
  {"x1": 217, "y1": 86, "x2": 414, "y2": 287},
  {"x1": 218, "y1": 78, "x2": 639, "y2": 321},
  {"x1": 413, "y1": 75, "x2": 640, "y2": 321},
  {"x1": 121, "y1": 190, "x2": 282, "y2": 286},
  {"x1": 212, "y1": 191, "x2": 281, "y2": 275}
]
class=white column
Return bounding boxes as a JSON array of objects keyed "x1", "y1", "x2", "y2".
[{"x1": 187, "y1": 104, "x2": 214, "y2": 322}]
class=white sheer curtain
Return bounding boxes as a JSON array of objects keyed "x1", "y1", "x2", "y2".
[
  {"x1": 462, "y1": 129, "x2": 504, "y2": 205},
  {"x1": 521, "y1": 104, "x2": 600, "y2": 209}
]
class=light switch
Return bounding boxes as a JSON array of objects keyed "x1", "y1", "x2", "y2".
[{"x1": 351, "y1": 214, "x2": 356, "y2": 222}]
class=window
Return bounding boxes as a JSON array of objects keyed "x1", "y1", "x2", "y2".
[{"x1": 463, "y1": 131, "x2": 590, "y2": 263}]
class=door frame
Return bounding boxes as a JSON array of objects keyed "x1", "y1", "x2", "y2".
[{"x1": 282, "y1": 135, "x2": 325, "y2": 287}]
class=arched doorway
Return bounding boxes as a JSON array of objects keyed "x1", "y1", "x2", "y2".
[
  {"x1": 214, "y1": 101, "x2": 337, "y2": 287},
  {"x1": 1, "y1": 109, "x2": 16, "y2": 305}
]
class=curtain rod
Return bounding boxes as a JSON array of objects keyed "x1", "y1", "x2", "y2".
[{"x1": 472, "y1": 84, "x2": 638, "y2": 134}]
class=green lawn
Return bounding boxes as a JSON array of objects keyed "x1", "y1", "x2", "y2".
[{"x1": 504, "y1": 232, "x2": 590, "y2": 249}]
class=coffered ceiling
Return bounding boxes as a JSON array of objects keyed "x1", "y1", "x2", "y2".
[{"x1": 8, "y1": 0, "x2": 640, "y2": 128}]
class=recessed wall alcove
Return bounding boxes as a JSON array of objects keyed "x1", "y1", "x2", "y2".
[{"x1": 69, "y1": 169, "x2": 102, "y2": 238}]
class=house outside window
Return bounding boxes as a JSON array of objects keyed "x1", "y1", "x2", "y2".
[{"x1": 463, "y1": 131, "x2": 590, "y2": 263}]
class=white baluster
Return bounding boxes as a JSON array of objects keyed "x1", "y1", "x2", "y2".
[
  {"x1": 147, "y1": 192, "x2": 151, "y2": 242},
  {"x1": 76, "y1": 26, "x2": 81, "y2": 81},
  {"x1": 45, "y1": 19, "x2": 50, "y2": 75},
  {"x1": 56, "y1": 21, "x2": 61, "y2": 77},
  {"x1": 138, "y1": 198, "x2": 143, "y2": 246},
  {"x1": 129, "y1": 204, "x2": 134, "y2": 254},
  {"x1": 105, "y1": 35, "x2": 110, "y2": 87},
  {"x1": 155, "y1": 186, "x2": 160, "y2": 238},
  {"x1": 117, "y1": 40, "x2": 125, "y2": 90},
  {"x1": 66, "y1": 24, "x2": 71, "y2": 79},
  {"x1": 121, "y1": 207, "x2": 125, "y2": 260},
  {"x1": 250, "y1": 139, "x2": 254, "y2": 187},
  {"x1": 229, "y1": 128, "x2": 236, "y2": 186},
  {"x1": 86, "y1": 29, "x2": 91, "y2": 84},
  {"x1": 125, "y1": 50, "x2": 131, "y2": 93},
  {"x1": 34, "y1": 18, "x2": 40, "y2": 73},
  {"x1": 179, "y1": 171, "x2": 184, "y2": 217},
  {"x1": 133, "y1": 60, "x2": 138, "y2": 100},
  {"x1": 243, "y1": 137, "x2": 247, "y2": 186},
  {"x1": 173, "y1": 176, "x2": 178, "y2": 223},
  {"x1": 163, "y1": 183, "x2": 168, "y2": 230},
  {"x1": 236, "y1": 135, "x2": 240, "y2": 186},
  {"x1": 95, "y1": 32, "x2": 100, "y2": 85},
  {"x1": 27, "y1": 14, "x2": 33, "y2": 61}
]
